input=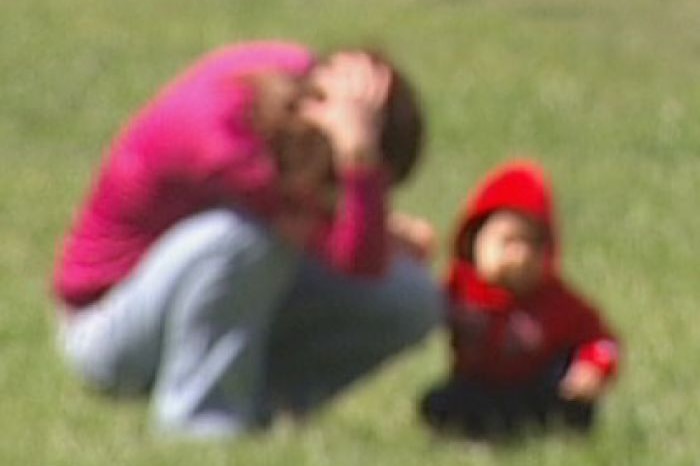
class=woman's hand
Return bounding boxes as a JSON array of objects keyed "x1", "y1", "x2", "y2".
[
  {"x1": 301, "y1": 52, "x2": 391, "y2": 171},
  {"x1": 388, "y1": 211, "x2": 437, "y2": 262}
]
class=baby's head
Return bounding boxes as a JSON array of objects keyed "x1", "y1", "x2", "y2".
[
  {"x1": 453, "y1": 160, "x2": 558, "y2": 296},
  {"x1": 466, "y1": 209, "x2": 548, "y2": 296}
]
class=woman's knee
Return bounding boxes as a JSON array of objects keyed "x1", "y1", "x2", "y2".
[
  {"x1": 378, "y1": 254, "x2": 442, "y2": 339},
  {"x1": 58, "y1": 318, "x2": 153, "y2": 396}
]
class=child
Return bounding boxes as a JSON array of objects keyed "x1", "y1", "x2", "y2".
[
  {"x1": 420, "y1": 160, "x2": 620, "y2": 437},
  {"x1": 53, "y1": 41, "x2": 440, "y2": 438}
]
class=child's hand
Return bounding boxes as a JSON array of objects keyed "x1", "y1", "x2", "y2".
[
  {"x1": 301, "y1": 52, "x2": 391, "y2": 170},
  {"x1": 559, "y1": 361, "x2": 606, "y2": 402},
  {"x1": 388, "y1": 211, "x2": 436, "y2": 262}
]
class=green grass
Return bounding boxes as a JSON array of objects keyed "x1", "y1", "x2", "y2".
[{"x1": 2, "y1": 0, "x2": 700, "y2": 464}]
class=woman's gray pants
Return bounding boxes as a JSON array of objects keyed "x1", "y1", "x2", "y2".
[{"x1": 58, "y1": 209, "x2": 440, "y2": 438}]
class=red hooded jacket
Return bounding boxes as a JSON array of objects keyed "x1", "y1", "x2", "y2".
[{"x1": 446, "y1": 160, "x2": 619, "y2": 387}]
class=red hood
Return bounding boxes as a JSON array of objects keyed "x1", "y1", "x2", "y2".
[
  {"x1": 448, "y1": 160, "x2": 559, "y2": 310},
  {"x1": 454, "y1": 159, "x2": 558, "y2": 268}
]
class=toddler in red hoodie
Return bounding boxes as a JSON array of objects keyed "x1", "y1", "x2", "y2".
[{"x1": 420, "y1": 160, "x2": 620, "y2": 437}]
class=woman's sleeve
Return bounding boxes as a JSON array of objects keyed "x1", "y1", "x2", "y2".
[{"x1": 311, "y1": 166, "x2": 390, "y2": 276}]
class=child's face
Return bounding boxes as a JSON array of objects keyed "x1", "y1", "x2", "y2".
[{"x1": 470, "y1": 210, "x2": 546, "y2": 295}]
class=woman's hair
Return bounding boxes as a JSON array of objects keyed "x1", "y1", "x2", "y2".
[
  {"x1": 248, "y1": 49, "x2": 425, "y2": 187},
  {"x1": 247, "y1": 72, "x2": 335, "y2": 189},
  {"x1": 312, "y1": 48, "x2": 425, "y2": 184},
  {"x1": 367, "y1": 50, "x2": 424, "y2": 185}
]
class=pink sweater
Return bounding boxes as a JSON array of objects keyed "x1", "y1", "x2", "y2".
[{"x1": 54, "y1": 42, "x2": 389, "y2": 309}]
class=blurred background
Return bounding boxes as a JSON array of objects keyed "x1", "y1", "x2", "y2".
[{"x1": 1, "y1": 0, "x2": 699, "y2": 464}]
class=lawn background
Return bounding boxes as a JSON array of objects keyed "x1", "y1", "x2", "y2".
[{"x1": 2, "y1": 0, "x2": 700, "y2": 464}]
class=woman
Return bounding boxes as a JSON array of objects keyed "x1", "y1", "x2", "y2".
[{"x1": 53, "y1": 41, "x2": 440, "y2": 437}]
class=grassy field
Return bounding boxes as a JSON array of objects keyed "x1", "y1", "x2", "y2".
[{"x1": 2, "y1": 0, "x2": 700, "y2": 464}]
